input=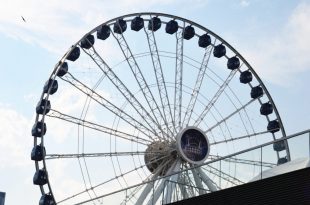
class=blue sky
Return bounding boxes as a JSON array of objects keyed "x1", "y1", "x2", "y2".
[{"x1": 0, "y1": 0, "x2": 309, "y2": 204}]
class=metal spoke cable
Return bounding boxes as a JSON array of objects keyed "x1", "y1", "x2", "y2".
[
  {"x1": 222, "y1": 88, "x2": 252, "y2": 140},
  {"x1": 111, "y1": 26, "x2": 170, "y2": 140},
  {"x1": 182, "y1": 40, "x2": 215, "y2": 128},
  {"x1": 208, "y1": 109, "x2": 230, "y2": 146},
  {"x1": 45, "y1": 151, "x2": 154, "y2": 160},
  {"x1": 194, "y1": 69, "x2": 238, "y2": 126},
  {"x1": 208, "y1": 154, "x2": 275, "y2": 168},
  {"x1": 203, "y1": 64, "x2": 256, "y2": 143},
  {"x1": 205, "y1": 98, "x2": 257, "y2": 133},
  {"x1": 210, "y1": 130, "x2": 273, "y2": 146},
  {"x1": 79, "y1": 125, "x2": 100, "y2": 203},
  {"x1": 120, "y1": 174, "x2": 153, "y2": 205},
  {"x1": 111, "y1": 114, "x2": 130, "y2": 191},
  {"x1": 60, "y1": 73, "x2": 155, "y2": 140},
  {"x1": 82, "y1": 46, "x2": 163, "y2": 140},
  {"x1": 227, "y1": 84, "x2": 256, "y2": 134},
  {"x1": 170, "y1": 53, "x2": 253, "y2": 140},
  {"x1": 76, "y1": 151, "x2": 96, "y2": 205},
  {"x1": 57, "y1": 154, "x2": 171, "y2": 204},
  {"x1": 144, "y1": 23, "x2": 175, "y2": 136},
  {"x1": 47, "y1": 109, "x2": 151, "y2": 145},
  {"x1": 203, "y1": 165, "x2": 245, "y2": 185},
  {"x1": 75, "y1": 124, "x2": 92, "y2": 204}
]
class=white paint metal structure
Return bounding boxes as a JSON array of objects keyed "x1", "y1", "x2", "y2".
[{"x1": 31, "y1": 13, "x2": 291, "y2": 204}]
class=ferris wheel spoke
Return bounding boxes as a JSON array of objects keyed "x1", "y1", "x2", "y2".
[
  {"x1": 111, "y1": 28, "x2": 170, "y2": 140},
  {"x1": 196, "y1": 167, "x2": 217, "y2": 192},
  {"x1": 210, "y1": 130, "x2": 272, "y2": 146},
  {"x1": 61, "y1": 73, "x2": 155, "y2": 140},
  {"x1": 145, "y1": 159, "x2": 180, "y2": 205},
  {"x1": 47, "y1": 109, "x2": 150, "y2": 145},
  {"x1": 182, "y1": 169, "x2": 197, "y2": 197},
  {"x1": 190, "y1": 167, "x2": 206, "y2": 195},
  {"x1": 59, "y1": 163, "x2": 152, "y2": 204},
  {"x1": 205, "y1": 98, "x2": 256, "y2": 134},
  {"x1": 135, "y1": 157, "x2": 177, "y2": 205},
  {"x1": 222, "y1": 89, "x2": 252, "y2": 137},
  {"x1": 176, "y1": 174, "x2": 190, "y2": 199},
  {"x1": 174, "y1": 24, "x2": 185, "y2": 132},
  {"x1": 82, "y1": 46, "x2": 165, "y2": 140},
  {"x1": 45, "y1": 151, "x2": 152, "y2": 160},
  {"x1": 226, "y1": 84, "x2": 256, "y2": 134},
  {"x1": 182, "y1": 40, "x2": 215, "y2": 128},
  {"x1": 202, "y1": 64, "x2": 255, "y2": 137},
  {"x1": 144, "y1": 23, "x2": 175, "y2": 136},
  {"x1": 208, "y1": 154, "x2": 275, "y2": 168},
  {"x1": 120, "y1": 173, "x2": 154, "y2": 205},
  {"x1": 194, "y1": 69, "x2": 238, "y2": 127},
  {"x1": 135, "y1": 174, "x2": 159, "y2": 205},
  {"x1": 163, "y1": 161, "x2": 181, "y2": 204},
  {"x1": 68, "y1": 155, "x2": 172, "y2": 204}
]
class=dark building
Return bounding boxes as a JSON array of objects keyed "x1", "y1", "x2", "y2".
[
  {"x1": 0, "y1": 192, "x2": 5, "y2": 205},
  {"x1": 169, "y1": 167, "x2": 310, "y2": 205}
]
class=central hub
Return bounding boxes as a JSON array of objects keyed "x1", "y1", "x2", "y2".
[
  {"x1": 176, "y1": 126, "x2": 210, "y2": 164},
  {"x1": 144, "y1": 127, "x2": 209, "y2": 175},
  {"x1": 144, "y1": 141, "x2": 175, "y2": 176}
]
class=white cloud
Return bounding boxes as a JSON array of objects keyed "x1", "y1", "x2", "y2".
[
  {"x1": 0, "y1": 0, "x2": 211, "y2": 55},
  {"x1": 46, "y1": 86, "x2": 93, "y2": 143},
  {"x1": 240, "y1": 0, "x2": 250, "y2": 7},
  {"x1": 0, "y1": 0, "x2": 176, "y2": 55},
  {"x1": 0, "y1": 105, "x2": 32, "y2": 168},
  {"x1": 243, "y1": 2, "x2": 310, "y2": 86}
]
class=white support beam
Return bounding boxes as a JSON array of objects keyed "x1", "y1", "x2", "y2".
[
  {"x1": 163, "y1": 160, "x2": 181, "y2": 204},
  {"x1": 191, "y1": 168, "x2": 206, "y2": 195},
  {"x1": 197, "y1": 167, "x2": 217, "y2": 192},
  {"x1": 177, "y1": 175, "x2": 189, "y2": 200},
  {"x1": 135, "y1": 180, "x2": 156, "y2": 205},
  {"x1": 145, "y1": 160, "x2": 179, "y2": 205}
]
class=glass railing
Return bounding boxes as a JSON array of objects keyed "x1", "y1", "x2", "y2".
[{"x1": 80, "y1": 129, "x2": 310, "y2": 205}]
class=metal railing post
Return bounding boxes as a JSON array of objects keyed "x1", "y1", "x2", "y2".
[
  {"x1": 153, "y1": 181, "x2": 155, "y2": 205},
  {"x1": 219, "y1": 159, "x2": 222, "y2": 188},
  {"x1": 125, "y1": 189, "x2": 127, "y2": 205},
  {"x1": 309, "y1": 131, "x2": 310, "y2": 157},
  {"x1": 260, "y1": 146, "x2": 263, "y2": 180}
]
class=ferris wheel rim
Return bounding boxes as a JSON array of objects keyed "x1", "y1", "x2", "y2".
[
  {"x1": 61, "y1": 11, "x2": 288, "y2": 145},
  {"x1": 32, "y1": 12, "x2": 290, "y2": 204}
]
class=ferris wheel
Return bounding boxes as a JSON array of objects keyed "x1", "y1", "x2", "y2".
[{"x1": 31, "y1": 12, "x2": 290, "y2": 205}]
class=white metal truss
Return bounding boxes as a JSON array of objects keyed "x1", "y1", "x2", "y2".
[
  {"x1": 61, "y1": 73, "x2": 155, "y2": 140},
  {"x1": 174, "y1": 23, "x2": 185, "y2": 132},
  {"x1": 82, "y1": 46, "x2": 165, "y2": 140},
  {"x1": 47, "y1": 109, "x2": 150, "y2": 145},
  {"x1": 191, "y1": 167, "x2": 206, "y2": 195},
  {"x1": 205, "y1": 98, "x2": 256, "y2": 134},
  {"x1": 111, "y1": 25, "x2": 170, "y2": 140},
  {"x1": 182, "y1": 42, "x2": 214, "y2": 128},
  {"x1": 194, "y1": 69, "x2": 238, "y2": 126},
  {"x1": 196, "y1": 167, "x2": 217, "y2": 192},
  {"x1": 144, "y1": 22, "x2": 175, "y2": 136},
  {"x1": 45, "y1": 151, "x2": 152, "y2": 160},
  {"x1": 163, "y1": 160, "x2": 181, "y2": 204}
]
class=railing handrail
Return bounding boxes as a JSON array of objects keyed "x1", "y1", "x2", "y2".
[
  {"x1": 149, "y1": 129, "x2": 310, "y2": 182},
  {"x1": 76, "y1": 129, "x2": 310, "y2": 204}
]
